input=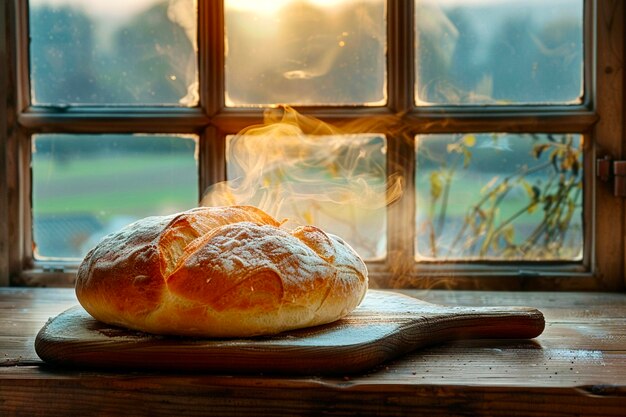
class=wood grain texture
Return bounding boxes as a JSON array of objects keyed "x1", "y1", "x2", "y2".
[
  {"x1": 2, "y1": 288, "x2": 626, "y2": 417},
  {"x1": 595, "y1": 0, "x2": 625, "y2": 290},
  {"x1": 34, "y1": 290, "x2": 544, "y2": 374},
  {"x1": 0, "y1": 0, "x2": 6, "y2": 286},
  {"x1": 1, "y1": 367, "x2": 625, "y2": 417}
]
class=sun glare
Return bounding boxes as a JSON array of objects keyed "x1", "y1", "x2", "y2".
[{"x1": 226, "y1": 0, "x2": 370, "y2": 14}]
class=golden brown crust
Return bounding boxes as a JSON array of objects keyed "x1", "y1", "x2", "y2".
[{"x1": 75, "y1": 206, "x2": 367, "y2": 337}]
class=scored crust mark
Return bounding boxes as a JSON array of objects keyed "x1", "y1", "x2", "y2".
[
  {"x1": 75, "y1": 214, "x2": 174, "y2": 322},
  {"x1": 291, "y1": 225, "x2": 336, "y2": 264},
  {"x1": 75, "y1": 205, "x2": 368, "y2": 337},
  {"x1": 158, "y1": 206, "x2": 282, "y2": 278},
  {"x1": 213, "y1": 270, "x2": 285, "y2": 313},
  {"x1": 166, "y1": 222, "x2": 333, "y2": 309}
]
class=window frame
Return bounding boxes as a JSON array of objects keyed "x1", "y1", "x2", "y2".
[{"x1": 1, "y1": 0, "x2": 624, "y2": 290}]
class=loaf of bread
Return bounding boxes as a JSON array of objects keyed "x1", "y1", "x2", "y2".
[{"x1": 75, "y1": 206, "x2": 368, "y2": 337}]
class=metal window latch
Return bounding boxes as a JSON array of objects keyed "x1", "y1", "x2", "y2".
[{"x1": 597, "y1": 155, "x2": 626, "y2": 197}]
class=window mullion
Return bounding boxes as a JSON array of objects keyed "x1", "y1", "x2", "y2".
[
  {"x1": 200, "y1": 126, "x2": 226, "y2": 201},
  {"x1": 202, "y1": 0, "x2": 224, "y2": 117},
  {"x1": 18, "y1": 109, "x2": 209, "y2": 133},
  {"x1": 383, "y1": 0, "x2": 416, "y2": 286},
  {"x1": 408, "y1": 110, "x2": 599, "y2": 134},
  {"x1": 200, "y1": 1, "x2": 226, "y2": 200},
  {"x1": 388, "y1": 0, "x2": 414, "y2": 113}
]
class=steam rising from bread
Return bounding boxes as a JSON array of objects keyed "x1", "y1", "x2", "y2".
[
  {"x1": 200, "y1": 106, "x2": 405, "y2": 260},
  {"x1": 200, "y1": 106, "x2": 404, "y2": 225}
]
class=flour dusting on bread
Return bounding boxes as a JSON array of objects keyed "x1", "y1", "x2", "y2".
[{"x1": 76, "y1": 206, "x2": 367, "y2": 337}]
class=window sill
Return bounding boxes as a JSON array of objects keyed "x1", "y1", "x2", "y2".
[{"x1": 1, "y1": 288, "x2": 625, "y2": 416}]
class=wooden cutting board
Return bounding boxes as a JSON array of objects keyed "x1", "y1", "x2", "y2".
[{"x1": 35, "y1": 290, "x2": 545, "y2": 375}]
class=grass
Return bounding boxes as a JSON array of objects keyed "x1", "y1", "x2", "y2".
[{"x1": 32, "y1": 154, "x2": 198, "y2": 219}]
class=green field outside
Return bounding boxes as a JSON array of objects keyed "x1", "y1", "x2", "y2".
[{"x1": 33, "y1": 154, "x2": 198, "y2": 219}]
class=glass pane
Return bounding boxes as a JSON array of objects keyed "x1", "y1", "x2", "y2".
[
  {"x1": 220, "y1": 133, "x2": 388, "y2": 260},
  {"x1": 415, "y1": 0, "x2": 583, "y2": 105},
  {"x1": 29, "y1": 0, "x2": 198, "y2": 106},
  {"x1": 224, "y1": 0, "x2": 386, "y2": 107},
  {"x1": 415, "y1": 133, "x2": 583, "y2": 261},
  {"x1": 32, "y1": 134, "x2": 198, "y2": 259}
]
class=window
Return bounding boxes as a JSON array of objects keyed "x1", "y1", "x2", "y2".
[{"x1": 1, "y1": 0, "x2": 624, "y2": 290}]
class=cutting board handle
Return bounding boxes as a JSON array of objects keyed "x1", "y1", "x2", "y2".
[{"x1": 411, "y1": 305, "x2": 545, "y2": 344}]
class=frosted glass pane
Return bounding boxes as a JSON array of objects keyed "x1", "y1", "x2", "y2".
[
  {"x1": 415, "y1": 0, "x2": 583, "y2": 105},
  {"x1": 29, "y1": 0, "x2": 198, "y2": 106},
  {"x1": 225, "y1": 0, "x2": 386, "y2": 106},
  {"x1": 415, "y1": 133, "x2": 583, "y2": 261},
  {"x1": 32, "y1": 134, "x2": 198, "y2": 259}
]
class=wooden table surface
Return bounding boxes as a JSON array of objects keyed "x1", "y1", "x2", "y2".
[{"x1": 1, "y1": 287, "x2": 625, "y2": 417}]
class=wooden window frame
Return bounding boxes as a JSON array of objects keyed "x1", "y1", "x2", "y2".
[{"x1": 1, "y1": 0, "x2": 624, "y2": 290}]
